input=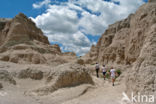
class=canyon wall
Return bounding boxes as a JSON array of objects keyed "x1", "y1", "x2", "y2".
[{"x1": 84, "y1": 1, "x2": 156, "y2": 96}]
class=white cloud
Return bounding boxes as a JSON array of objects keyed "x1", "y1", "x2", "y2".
[
  {"x1": 79, "y1": 11, "x2": 107, "y2": 35},
  {"x1": 31, "y1": 0, "x2": 145, "y2": 55},
  {"x1": 67, "y1": 3, "x2": 83, "y2": 11},
  {"x1": 77, "y1": 0, "x2": 144, "y2": 35},
  {"x1": 33, "y1": 5, "x2": 79, "y2": 34},
  {"x1": 33, "y1": 0, "x2": 51, "y2": 9},
  {"x1": 46, "y1": 31, "x2": 92, "y2": 56}
]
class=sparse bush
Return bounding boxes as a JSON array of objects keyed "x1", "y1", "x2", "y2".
[
  {"x1": 116, "y1": 69, "x2": 122, "y2": 76},
  {"x1": 105, "y1": 70, "x2": 110, "y2": 79}
]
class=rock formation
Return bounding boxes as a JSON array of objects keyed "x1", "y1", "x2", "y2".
[
  {"x1": 0, "y1": 13, "x2": 49, "y2": 46},
  {"x1": 0, "y1": 70, "x2": 16, "y2": 85},
  {"x1": 0, "y1": 1, "x2": 155, "y2": 103},
  {"x1": 0, "y1": 61, "x2": 93, "y2": 97},
  {"x1": 29, "y1": 63, "x2": 94, "y2": 95},
  {"x1": 17, "y1": 68, "x2": 43, "y2": 80},
  {"x1": 0, "y1": 13, "x2": 92, "y2": 99},
  {"x1": 83, "y1": 1, "x2": 156, "y2": 96},
  {"x1": 0, "y1": 13, "x2": 77, "y2": 64}
]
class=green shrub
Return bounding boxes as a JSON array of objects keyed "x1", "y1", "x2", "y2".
[
  {"x1": 105, "y1": 72, "x2": 110, "y2": 79},
  {"x1": 116, "y1": 69, "x2": 122, "y2": 76},
  {"x1": 91, "y1": 63, "x2": 95, "y2": 65}
]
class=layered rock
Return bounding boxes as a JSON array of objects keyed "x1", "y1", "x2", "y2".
[
  {"x1": 84, "y1": 2, "x2": 156, "y2": 65},
  {"x1": 29, "y1": 63, "x2": 94, "y2": 95},
  {"x1": 0, "y1": 13, "x2": 49, "y2": 47},
  {"x1": 0, "y1": 61, "x2": 94, "y2": 96},
  {"x1": 0, "y1": 13, "x2": 77, "y2": 64},
  {"x1": 84, "y1": 2, "x2": 156, "y2": 96},
  {"x1": 0, "y1": 70, "x2": 16, "y2": 85},
  {"x1": 17, "y1": 68, "x2": 43, "y2": 80},
  {"x1": 83, "y1": 13, "x2": 133, "y2": 65},
  {"x1": 126, "y1": 2, "x2": 156, "y2": 96}
]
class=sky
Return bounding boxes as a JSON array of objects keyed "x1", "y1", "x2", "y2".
[{"x1": 0, "y1": 0, "x2": 148, "y2": 56}]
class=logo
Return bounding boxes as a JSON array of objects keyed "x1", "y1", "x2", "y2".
[{"x1": 121, "y1": 92, "x2": 155, "y2": 104}]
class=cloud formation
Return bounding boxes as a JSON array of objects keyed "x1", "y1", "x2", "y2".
[
  {"x1": 33, "y1": 0, "x2": 51, "y2": 9},
  {"x1": 31, "y1": 0, "x2": 145, "y2": 56}
]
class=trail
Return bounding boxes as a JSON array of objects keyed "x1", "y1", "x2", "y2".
[
  {"x1": 62, "y1": 76, "x2": 126, "y2": 104},
  {"x1": 0, "y1": 76, "x2": 126, "y2": 104}
]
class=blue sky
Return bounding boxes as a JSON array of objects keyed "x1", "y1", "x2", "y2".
[
  {"x1": 0, "y1": 0, "x2": 147, "y2": 56},
  {"x1": 0, "y1": 0, "x2": 44, "y2": 18},
  {"x1": 0, "y1": 0, "x2": 148, "y2": 18}
]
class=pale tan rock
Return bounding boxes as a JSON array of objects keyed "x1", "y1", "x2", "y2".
[
  {"x1": 0, "y1": 13, "x2": 49, "y2": 47},
  {"x1": 83, "y1": 14, "x2": 133, "y2": 65},
  {"x1": 83, "y1": 2, "x2": 156, "y2": 96},
  {"x1": 0, "y1": 61, "x2": 124, "y2": 104},
  {"x1": 18, "y1": 68, "x2": 43, "y2": 80},
  {"x1": 0, "y1": 70, "x2": 16, "y2": 85},
  {"x1": 63, "y1": 52, "x2": 76, "y2": 56},
  {"x1": 0, "y1": 13, "x2": 77, "y2": 65},
  {"x1": 30, "y1": 63, "x2": 94, "y2": 95}
]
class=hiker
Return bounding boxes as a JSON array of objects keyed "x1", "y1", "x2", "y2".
[
  {"x1": 110, "y1": 67, "x2": 116, "y2": 86},
  {"x1": 102, "y1": 65, "x2": 106, "y2": 80},
  {"x1": 95, "y1": 63, "x2": 100, "y2": 78}
]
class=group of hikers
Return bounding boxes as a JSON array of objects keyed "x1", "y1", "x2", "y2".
[{"x1": 95, "y1": 63, "x2": 117, "y2": 86}]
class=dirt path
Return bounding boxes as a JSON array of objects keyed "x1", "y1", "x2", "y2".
[
  {"x1": 62, "y1": 76, "x2": 126, "y2": 104},
  {"x1": 0, "y1": 76, "x2": 126, "y2": 104}
]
